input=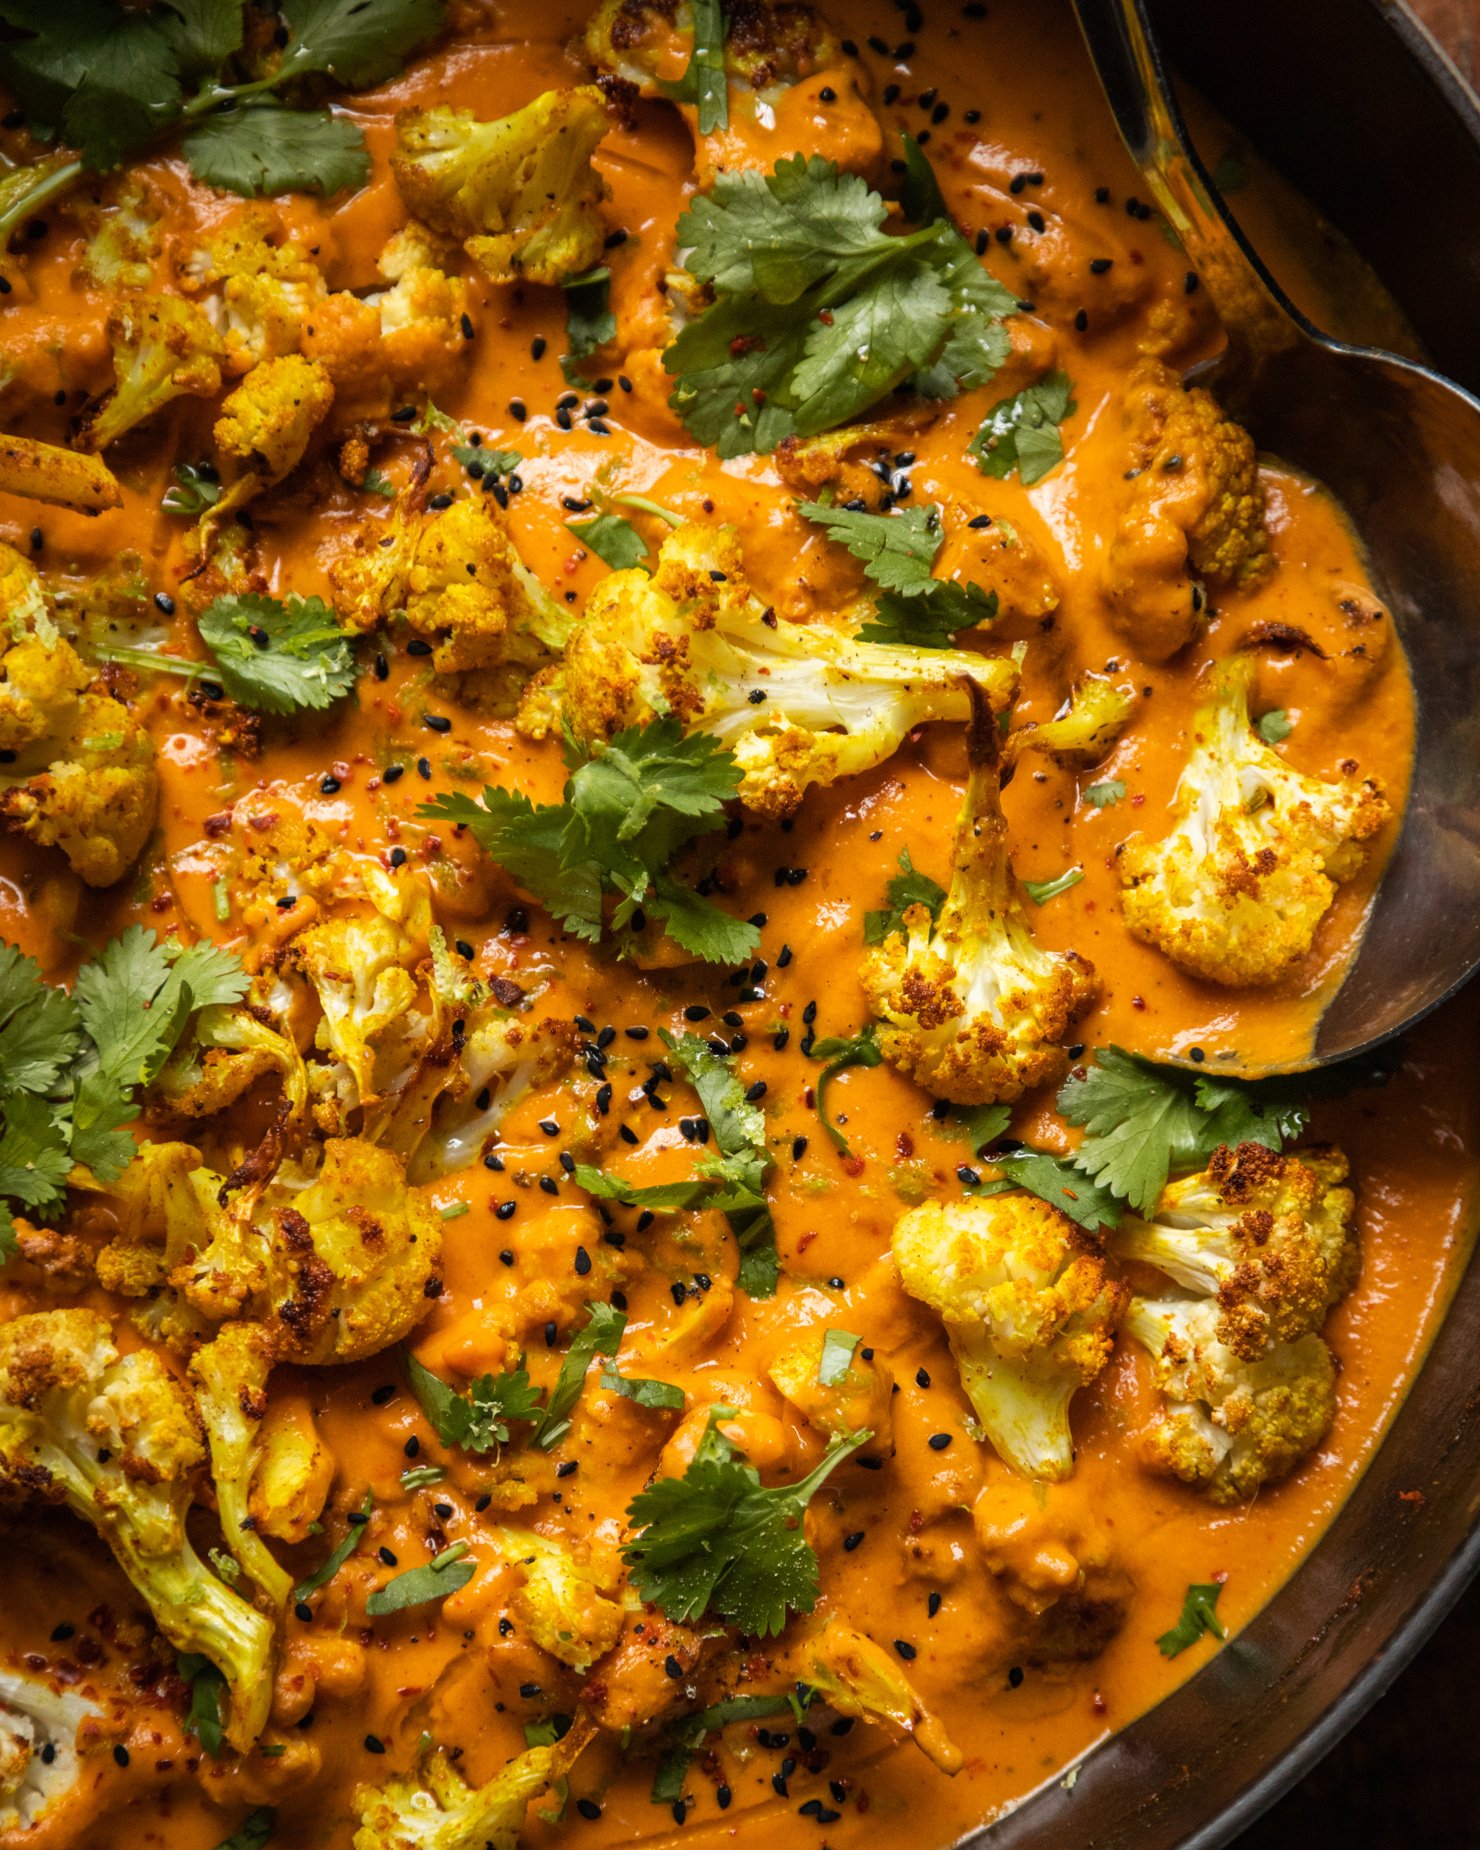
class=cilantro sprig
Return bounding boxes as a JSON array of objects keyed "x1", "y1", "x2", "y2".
[
  {"x1": 406, "y1": 1354, "x2": 543, "y2": 1454},
  {"x1": 665, "y1": 153, "x2": 1017, "y2": 457},
  {"x1": 622, "y1": 1414, "x2": 869, "y2": 1636},
  {"x1": 0, "y1": 0, "x2": 445, "y2": 244},
  {"x1": 969, "y1": 372, "x2": 1076, "y2": 486},
  {"x1": 0, "y1": 931, "x2": 247, "y2": 1255},
  {"x1": 420, "y1": 718, "x2": 760, "y2": 965},
  {"x1": 94, "y1": 592, "x2": 357, "y2": 717},
  {"x1": 799, "y1": 501, "x2": 998, "y2": 646},
  {"x1": 863, "y1": 849, "x2": 945, "y2": 944}
]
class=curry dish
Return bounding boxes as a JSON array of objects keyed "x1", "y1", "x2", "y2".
[{"x1": 0, "y1": 2, "x2": 1473, "y2": 1848}]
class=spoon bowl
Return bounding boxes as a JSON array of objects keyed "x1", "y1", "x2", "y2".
[{"x1": 1072, "y1": 0, "x2": 1480, "y2": 1078}]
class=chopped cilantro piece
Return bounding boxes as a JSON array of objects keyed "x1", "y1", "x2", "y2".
[
  {"x1": 863, "y1": 848, "x2": 946, "y2": 944},
  {"x1": 969, "y1": 371, "x2": 1076, "y2": 485},
  {"x1": 366, "y1": 1542, "x2": 475, "y2": 1615},
  {"x1": 1084, "y1": 778, "x2": 1126, "y2": 808},
  {"x1": 806, "y1": 1023, "x2": 883, "y2": 1156},
  {"x1": 1156, "y1": 1581, "x2": 1227, "y2": 1657},
  {"x1": 532, "y1": 1301, "x2": 627, "y2": 1450},
  {"x1": 599, "y1": 1362, "x2": 685, "y2": 1410},
  {"x1": 1022, "y1": 866, "x2": 1083, "y2": 905},
  {"x1": 567, "y1": 511, "x2": 649, "y2": 571},
  {"x1": 658, "y1": 0, "x2": 728, "y2": 133},
  {"x1": 817, "y1": 1328, "x2": 860, "y2": 1386},
  {"x1": 1256, "y1": 708, "x2": 1293, "y2": 743},
  {"x1": 292, "y1": 1491, "x2": 373, "y2": 1602}
]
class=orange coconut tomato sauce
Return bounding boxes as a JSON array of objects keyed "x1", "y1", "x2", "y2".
[{"x1": 0, "y1": 0, "x2": 1473, "y2": 1847}]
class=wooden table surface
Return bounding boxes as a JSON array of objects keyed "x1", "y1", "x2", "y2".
[{"x1": 1232, "y1": 4, "x2": 1480, "y2": 1845}]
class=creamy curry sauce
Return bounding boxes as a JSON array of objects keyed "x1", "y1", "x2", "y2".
[{"x1": 0, "y1": 1, "x2": 1473, "y2": 1848}]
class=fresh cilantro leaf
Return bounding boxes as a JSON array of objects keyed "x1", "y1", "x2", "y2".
[
  {"x1": 76, "y1": 926, "x2": 247, "y2": 1093},
  {"x1": 532, "y1": 1301, "x2": 627, "y2": 1451},
  {"x1": 624, "y1": 1416, "x2": 867, "y2": 1634},
  {"x1": 366, "y1": 1542, "x2": 474, "y2": 1615},
  {"x1": 159, "y1": 0, "x2": 246, "y2": 82},
  {"x1": 162, "y1": 461, "x2": 222, "y2": 517},
  {"x1": 0, "y1": 943, "x2": 79, "y2": 1095},
  {"x1": 969, "y1": 371, "x2": 1076, "y2": 486},
  {"x1": 1084, "y1": 779, "x2": 1125, "y2": 808},
  {"x1": 899, "y1": 131, "x2": 950, "y2": 226},
  {"x1": 658, "y1": 0, "x2": 728, "y2": 133},
  {"x1": 1058, "y1": 1046, "x2": 1317, "y2": 1215},
  {"x1": 567, "y1": 512, "x2": 648, "y2": 571},
  {"x1": 421, "y1": 720, "x2": 758, "y2": 964},
  {"x1": 666, "y1": 155, "x2": 1017, "y2": 456},
  {"x1": 817, "y1": 1328, "x2": 859, "y2": 1386},
  {"x1": 406, "y1": 1353, "x2": 542, "y2": 1454},
  {"x1": 276, "y1": 0, "x2": 446, "y2": 88},
  {"x1": 663, "y1": 1029, "x2": 764, "y2": 1160},
  {"x1": 0, "y1": 2, "x2": 183, "y2": 170},
  {"x1": 360, "y1": 467, "x2": 395, "y2": 498},
  {"x1": 0, "y1": 1096, "x2": 72, "y2": 1216},
  {"x1": 931, "y1": 1100, "x2": 1013, "y2": 1155},
  {"x1": 992, "y1": 1148, "x2": 1123, "y2": 1231},
  {"x1": 178, "y1": 1652, "x2": 227, "y2": 1758},
  {"x1": 196, "y1": 593, "x2": 357, "y2": 715},
  {"x1": 806, "y1": 1023, "x2": 882, "y2": 1156},
  {"x1": 182, "y1": 105, "x2": 370, "y2": 198},
  {"x1": 798, "y1": 501, "x2": 942, "y2": 593},
  {"x1": 451, "y1": 442, "x2": 520, "y2": 480},
  {"x1": 1256, "y1": 708, "x2": 1293, "y2": 743},
  {"x1": 562, "y1": 265, "x2": 615, "y2": 380},
  {"x1": 292, "y1": 1492, "x2": 373, "y2": 1602},
  {"x1": 213, "y1": 1805, "x2": 275, "y2": 1850},
  {"x1": 856, "y1": 579, "x2": 997, "y2": 646},
  {"x1": 863, "y1": 849, "x2": 946, "y2": 944},
  {"x1": 1156, "y1": 1581, "x2": 1226, "y2": 1657},
  {"x1": 1022, "y1": 866, "x2": 1083, "y2": 905},
  {"x1": 600, "y1": 1362, "x2": 685, "y2": 1411}
]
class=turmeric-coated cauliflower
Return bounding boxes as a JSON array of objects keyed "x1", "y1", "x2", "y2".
[
  {"x1": 1124, "y1": 1294, "x2": 1338, "y2": 1503},
  {"x1": 522, "y1": 523, "x2": 1018, "y2": 817},
  {"x1": 353, "y1": 1722, "x2": 594, "y2": 1850},
  {"x1": 767, "y1": 1326, "x2": 894, "y2": 1456},
  {"x1": 1119, "y1": 653, "x2": 1389, "y2": 986},
  {"x1": 0, "y1": 1669, "x2": 104, "y2": 1839},
  {"x1": 0, "y1": 629, "x2": 158, "y2": 886},
  {"x1": 1112, "y1": 1141, "x2": 1359, "y2": 1360},
  {"x1": 1101, "y1": 357, "x2": 1272, "y2": 661},
  {"x1": 892, "y1": 1194, "x2": 1127, "y2": 1481},
  {"x1": 79, "y1": 292, "x2": 224, "y2": 451},
  {"x1": 861, "y1": 689, "x2": 1097, "y2": 1104},
  {"x1": 391, "y1": 89, "x2": 612, "y2": 286},
  {"x1": 494, "y1": 1528, "x2": 625, "y2": 1671},
  {"x1": 796, "y1": 1619, "x2": 962, "y2": 1772},
  {"x1": 183, "y1": 206, "x2": 329, "y2": 376},
  {"x1": 213, "y1": 353, "x2": 335, "y2": 484},
  {"x1": 0, "y1": 1309, "x2": 275, "y2": 1749},
  {"x1": 329, "y1": 495, "x2": 571, "y2": 678}
]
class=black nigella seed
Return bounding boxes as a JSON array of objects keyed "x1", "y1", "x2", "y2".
[
  {"x1": 509, "y1": 399, "x2": 527, "y2": 421},
  {"x1": 496, "y1": 1201, "x2": 516, "y2": 1221},
  {"x1": 575, "y1": 1246, "x2": 591, "y2": 1275},
  {"x1": 417, "y1": 756, "x2": 432, "y2": 778},
  {"x1": 113, "y1": 1746, "x2": 130, "y2": 1768},
  {"x1": 154, "y1": 591, "x2": 175, "y2": 615},
  {"x1": 1008, "y1": 1665, "x2": 1025, "y2": 1688},
  {"x1": 321, "y1": 776, "x2": 340, "y2": 795},
  {"x1": 928, "y1": 1432, "x2": 952, "y2": 1451},
  {"x1": 374, "y1": 652, "x2": 389, "y2": 680},
  {"x1": 427, "y1": 492, "x2": 453, "y2": 511},
  {"x1": 378, "y1": 1546, "x2": 397, "y2": 1566},
  {"x1": 576, "y1": 1798, "x2": 601, "y2": 1820},
  {"x1": 404, "y1": 1436, "x2": 420, "y2": 1457},
  {"x1": 539, "y1": 1175, "x2": 558, "y2": 1195},
  {"x1": 1090, "y1": 256, "x2": 1113, "y2": 273},
  {"x1": 407, "y1": 638, "x2": 433, "y2": 656},
  {"x1": 295, "y1": 1600, "x2": 313, "y2": 1622},
  {"x1": 365, "y1": 1735, "x2": 385, "y2": 1754},
  {"x1": 425, "y1": 713, "x2": 451, "y2": 733},
  {"x1": 389, "y1": 847, "x2": 407, "y2": 868},
  {"x1": 717, "y1": 1785, "x2": 732, "y2": 1809},
  {"x1": 532, "y1": 335, "x2": 547, "y2": 359},
  {"x1": 371, "y1": 1384, "x2": 396, "y2": 1405},
  {"x1": 843, "y1": 1531, "x2": 864, "y2": 1552},
  {"x1": 792, "y1": 1135, "x2": 808, "y2": 1160},
  {"x1": 916, "y1": 1367, "x2": 931, "y2": 1388},
  {"x1": 894, "y1": 1640, "x2": 917, "y2": 1661},
  {"x1": 1074, "y1": 308, "x2": 1089, "y2": 332},
  {"x1": 556, "y1": 1460, "x2": 578, "y2": 1479},
  {"x1": 50, "y1": 1623, "x2": 74, "y2": 1642},
  {"x1": 928, "y1": 1591, "x2": 942, "y2": 1617},
  {"x1": 539, "y1": 1118, "x2": 559, "y2": 1136},
  {"x1": 544, "y1": 1321, "x2": 558, "y2": 1347},
  {"x1": 745, "y1": 1081, "x2": 767, "y2": 1102}
]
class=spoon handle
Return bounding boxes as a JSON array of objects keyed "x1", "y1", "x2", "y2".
[{"x1": 1069, "y1": 0, "x2": 1299, "y2": 369}]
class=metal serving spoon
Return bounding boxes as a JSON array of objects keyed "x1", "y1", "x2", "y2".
[{"x1": 1071, "y1": 0, "x2": 1480, "y2": 1077}]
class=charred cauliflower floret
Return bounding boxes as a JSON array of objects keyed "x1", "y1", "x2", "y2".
[
  {"x1": 493, "y1": 1528, "x2": 625, "y2": 1671},
  {"x1": 861, "y1": 690, "x2": 1097, "y2": 1104},
  {"x1": 1112, "y1": 1141, "x2": 1359, "y2": 1359},
  {"x1": 183, "y1": 206, "x2": 329, "y2": 376},
  {"x1": 391, "y1": 89, "x2": 611, "y2": 286},
  {"x1": 0, "y1": 1309, "x2": 275, "y2": 1749},
  {"x1": 0, "y1": 1669, "x2": 105, "y2": 1839},
  {"x1": 1119, "y1": 653, "x2": 1390, "y2": 986},
  {"x1": 796, "y1": 1620, "x2": 962, "y2": 1772},
  {"x1": 1124, "y1": 1294, "x2": 1338, "y2": 1503},
  {"x1": 328, "y1": 495, "x2": 571, "y2": 679},
  {"x1": 149, "y1": 1003, "x2": 308, "y2": 1129},
  {"x1": 353, "y1": 1722, "x2": 594, "y2": 1850},
  {"x1": 79, "y1": 292, "x2": 224, "y2": 451},
  {"x1": 522, "y1": 523, "x2": 1018, "y2": 817},
  {"x1": 892, "y1": 1195, "x2": 1127, "y2": 1481},
  {"x1": 213, "y1": 353, "x2": 335, "y2": 484},
  {"x1": 0, "y1": 629, "x2": 158, "y2": 887},
  {"x1": 1102, "y1": 357, "x2": 1272, "y2": 661},
  {"x1": 1004, "y1": 671, "x2": 1135, "y2": 770}
]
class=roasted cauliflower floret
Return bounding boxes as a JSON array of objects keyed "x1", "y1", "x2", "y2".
[
  {"x1": 79, "y1": 293, "x2": 224, "y2": 451},
  {"x1": 286, "y1": 909, "x2": 434, "y2": 1121},
  {"x1": 1102, "y1": 357, "x2": 1272, "y2": 661},
  {"x1": 189, "y1": 1321, "x2": 291, "y2": 1607},
  {"x1": 353, "y1": 1722, "x2": 594, "y2": 1850},
  {"x1": 184, "y1": 207, "x2": 329, "y2": 376},
  {"x1": 68, "y1": 174, "x2": 162, "y2": 292},
  {"x1": 0, "y1": 1669, "x2": 105, "y2": 1839},
  {"x1": 328, "y1": 495, "x2": 571, "y2": 678},
  {"x1": 1112, "y1": 1141, "x2": 1359, "y2": 1359},
  {"x1": 149, "y1": 1003, "x2": 308, "y2": 1128},
  {"x1": 1004, "y1": 671, "x2": 1135, "y2": 770},
  {"x1": 861, "y1": 690, "x2": 1097, "y2": 1104},
  {"x1": 523, "y1": 522, "x2": 1018, "y2": 817},
  {"x1": 767, "y1": 1327, "x2": 894, "y2": 1456},
  {"x1": 494, "y1": 1528, "x2": 625, "y2": 1672},
  {"x1": 213, "y1": 353, "x2": 335, "y2": 484},
  {"x1": 0, "y1": 1310, "x2": 274, "y2": 1749},
  {"x1": 0, "y1": 631, "x2": 157, "y2": 887},
  {"x1": 391, "y1": 90, "x2": 611, "y2": 286},
  {"x1": 892, "y1": 1195, "x2": 1127, "y2": 1481},
  {"x1": 796, "y1": 1619, "x2": 962, "y2": 1772},
  {"x1": 1124, "y1": 1294, "x2": 1338, "y2": 1503},
  {"x1": 1119, "y1": 653, "x2": 1390, "y2": 986},
  {"x1": 303, "y1": 236, "x2": 472, "y2": 410}
]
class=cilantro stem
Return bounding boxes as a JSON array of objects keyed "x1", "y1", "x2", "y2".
[
  {"x1": 0, "y1": 157, "x2": 84, "y2": 248},
  {"x1": 89, "y1": 643, "x2": 208, "y2": 686},
  {"x1": 610, "y1": 492, "x2": 684, "y2": 528}
]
